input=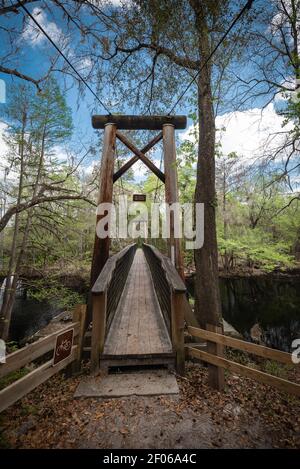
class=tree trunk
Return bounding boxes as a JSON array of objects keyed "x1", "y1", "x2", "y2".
[
  {"x1": 192, "y1": 6, "x2": 223, "y2": 329},
  {"x1": 0, "y1": 112, "x2": 27, "y2": 340},
  {"x1": 223, "y1": 164, "x2": 230, "y2": 271},
  {"x1": 0, "y1": 124, "x2": 46, "y2": 340}
]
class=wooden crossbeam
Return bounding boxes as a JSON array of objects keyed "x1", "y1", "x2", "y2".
[
  {"x1": 116, "y1": 130, "x2": 165, "y2": 182},
  {"x1": 113, "y1": 132, "x2": 163, "y2": 182}
]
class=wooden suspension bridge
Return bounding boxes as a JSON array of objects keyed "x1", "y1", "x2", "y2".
[
  {"x1": 89, "y1": 114, "x2": 189, "y2": 375},
  {"x1": 0, "y1": 114, "x2": 299, "y2": 414}
]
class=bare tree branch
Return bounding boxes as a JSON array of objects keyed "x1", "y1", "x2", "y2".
[
  {"x1": 0, "y1": 0, "x2": 38, "y2": 16},
  {"x1": 0, "y1": 65, "x2": 42, "y2": 91},
  {"x1": 0, "y1": 194, "x2": 95, "y2": 233}
]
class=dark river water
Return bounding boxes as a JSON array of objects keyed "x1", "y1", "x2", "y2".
[
  {"x1": 187, "y1": 275, "x2": 300, "y2": 352},
  {"x1": 6, "y1": 275, "x2": 300, "y2": 352},
  {"x1": 9, "y1": 294, "x2": 61, "y2": 344}
]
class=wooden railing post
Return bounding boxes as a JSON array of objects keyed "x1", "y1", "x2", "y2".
[
  {"x1": 91, "y1": 292, "x2": 107, "y2": 374},
  {"x1": 171, "y1": 291, "x2": 185, "y2": 375},
  {"x1": 72, "y1": 304, "x2": 87, "y2": 373},
  {"x1": 206, "y1": 323, "x2": 225, "y2": 391}
]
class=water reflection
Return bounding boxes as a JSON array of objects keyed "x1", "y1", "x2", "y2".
[
  {"x1": 9, "y1": 297, "x2": 60, "y2": 343},
  {"x1": 187, "y1": 275, "x2": 300, "y2": 352}
]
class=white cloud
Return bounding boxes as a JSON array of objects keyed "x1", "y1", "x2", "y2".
[
  {"x1": 82, "y1": 160, "x2": 98, "y2": 177},
  {"x1": 0, "y1": 122, "x2": 19, "y2": 185},
  {"x1": 92, "y1": 0, "x2": 128, "y2": 7},
  {"x1": 131, "y1": 160, "x2": 148, "y2": 181},
  {"x1": 216, "y1": 104, "x2": 293, "y2": 162},
  {"x1": 67, "y1": 52, "x2": 93, "y2": 75},
  {"x1": 0, "y1": 122, "x2": 8, "y2": 160},
  {"x1": 51, "y1": 145, "x2": 70, "y2": 163},
  {"x1": 22, "y1": 8, "x2": 63, "y2": 46},
  {"x1": 79, "y1": 57, "x2": 93, "y2": 72},
  {"x1": 0, "y1": 79, "x2": 6, "y2": 104},
  {"x1": 274, "y1": 77, "x2": 300, "y2": 104},
  {"x1": 181, "y1": 103, "x2": 293, "y2": 164}
]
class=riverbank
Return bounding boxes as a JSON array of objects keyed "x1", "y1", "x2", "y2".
[
  {"x1": 2, "y1": 259, "x2": 300, "y2": 290},
  {"x1": 185, "y1": 269, "x2": 300, "y2": 352},
  {"x1": 3, "y1": 262, "x2": 300, "y2": 350}
]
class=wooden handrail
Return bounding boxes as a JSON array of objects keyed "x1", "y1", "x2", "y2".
[
  {"x1": 143, "y1": 243, "x2": 186, "y2": 292},
  {"x1": 142, "y1": 243, "x2": 185, "y2": 374},
  {"x1": 188, "y1": 326, "x2": 295, "y2": 365},
  {"x1": 0, "y1": 304, "x2": 87, "y2": 412},
  {"x1": 0, "y1": 346, "x2": 78, "y2": 413},
  {"x1": 187, "y1": 346, "x2": 300, "y2": 397},
  {"x1": 91, "y1": 243, "x2": 137, "y2": 372},
  {"x1": 0, "y1": 321, "x2": 80, "y2": 379},
  {"x1": 187, "y1": 325, "x2": 300, "y2": 396},
  {"x1": 92, "y1": 244, "x2": 135, "y2": 294}
]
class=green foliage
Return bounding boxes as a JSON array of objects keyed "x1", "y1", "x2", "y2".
[
  {"x1": 184, "y1": 249, "x2": 194, "y2": 269},
  {"x1": 262, "y1": 360, "x2": 288, "y2": 379},
  {"x1": 6, "y1": 341, "x2": 19, "y2": 353},
  {"x1": 0, "y1": 367, "x2": 29, "y2": 391},
  {"x1": 0, "y1": 419, "x2": 10, "y2": 449},
  {"x1": 177, "y1": 130, "x2": 300, "y2": 272},
  {"x1": 218, "y1": 231, "x2": 295, "y2": 272},
  {"x1": 19, "y1": 403, "x2": 39, "y2": 416},
  {"x1": 226, "y1": 349, "x2": 253, "y2": 366},
  {"x1": 28, "y1": 281, "x2": 84, "y2": 311}
]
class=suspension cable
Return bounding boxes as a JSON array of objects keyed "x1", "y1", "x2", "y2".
[
  {"x1": 18, "y1": 1, "x2": 111, "y2": 114},
  {"x1": 167, "y1": 0, "x2": 255, "y2": 115}
]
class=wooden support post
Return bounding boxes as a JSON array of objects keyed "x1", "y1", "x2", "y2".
[
  {"x1": 91, "y1": 293, "x2": 107, "y2": 374},
  {"x1": 90, "y1": 123, "x2": 116, "y2": 287},
  {"x1": 163, "y1": 124, "x2": 184, "y2": 280},
  {"x1": 72, "y1": 304, "x2": 87, "y2": 373},
  {"x1": 207, "y1": 323, "x2": 225, "y2": 391},
  {"x1": 171, "y1": 292, "x2": 185, "y2": 375}
]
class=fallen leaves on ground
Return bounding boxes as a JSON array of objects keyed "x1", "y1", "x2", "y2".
[{"x1": 0, "y1": 362, "x2": 299, "y2": 449}]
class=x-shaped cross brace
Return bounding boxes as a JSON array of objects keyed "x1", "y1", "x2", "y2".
[{"x1": 113, "y1": 131, "x2": 165, "y2": 183}]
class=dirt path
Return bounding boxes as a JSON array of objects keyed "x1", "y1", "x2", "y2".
[{"x1": 1, "y1": 363, "x2": 299, "y2": 449}]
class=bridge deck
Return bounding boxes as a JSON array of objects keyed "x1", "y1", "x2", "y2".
[{"x1": 103, "y1": 249, "x2": 172, "y2": 356}]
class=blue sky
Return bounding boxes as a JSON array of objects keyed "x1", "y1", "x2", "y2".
[
  {"x1": 0, "y1": 1, "x2": 295, "y2": 183},
  {"x1": 0, "y1": 4, "x2": 109, "y2": 145}
]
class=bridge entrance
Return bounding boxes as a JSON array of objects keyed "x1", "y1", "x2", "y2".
[{"x1": 89, "y1": 115, "x2": 189, "y2": 375}]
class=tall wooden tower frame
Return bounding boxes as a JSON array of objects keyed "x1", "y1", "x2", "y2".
[{"x1": 90, "y1": 114, "x2": 187, "y2": 286}]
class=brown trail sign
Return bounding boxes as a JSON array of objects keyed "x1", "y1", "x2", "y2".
[
  {"x1": 53, "y1": 329, "x2": 74, "y2": 365},
  {"x1": 133, "y1": 194, "x2": 146, "y2": 202}
]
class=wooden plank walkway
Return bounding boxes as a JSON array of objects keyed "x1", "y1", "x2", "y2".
[{"x1": 103, "y1": 249, "x2": 172, "y2": 356}]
